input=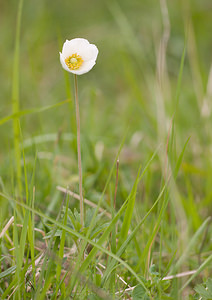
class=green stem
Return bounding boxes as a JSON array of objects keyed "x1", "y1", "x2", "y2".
[
  {"x1": 74, "y1": 74, "x2": 84, "y2": 228},
  {"x1": 12, "y1": 0, "x2": 24, "y2": 198}
]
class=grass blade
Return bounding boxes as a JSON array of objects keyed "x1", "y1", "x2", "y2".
[
  {"x1": 0, "y1": 99, "x2": 70, "y2": 126},
  {"x1": 180, "y1": 253, "x2": 212, "y2": 293},
  {"x1": 12, "y1": 0, "x2": 24, "y2": 198},
  {"x1": 117, "y1": 165, "x2": 142, "y2": 249},
  {"x1": 102, "y1": 181, "x2": 168, "y2": 285},
  {"x1": 169, "y1": 217, "x2": 211, "y2": 275},
  {"x1": 174, "y1": 137, "x2": 190, "y2": 179}
]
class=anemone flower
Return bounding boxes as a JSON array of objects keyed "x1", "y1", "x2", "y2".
[
  {"x1": 60, "y1": 38, "x2": 98, "y2": 228},
  {"x1": 60, "y1": 38, "x2": 98, "y2": 75}
]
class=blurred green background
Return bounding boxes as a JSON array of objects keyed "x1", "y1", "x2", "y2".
[{"x1": 1, "y1": 0, "x2": 212, "y2": 218}]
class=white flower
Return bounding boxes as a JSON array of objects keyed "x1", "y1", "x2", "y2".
[{"x1": 60, "y1": 38, "x2": 98, "y2": 75}]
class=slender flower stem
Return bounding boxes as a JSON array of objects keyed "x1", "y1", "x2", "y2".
[{"x1": 74, "y1": 74, "x2": 84, "y2": 228}]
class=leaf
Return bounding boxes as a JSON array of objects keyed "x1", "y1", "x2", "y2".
[
  {"x1": 43, "y1": 229, "x2": 62, "y2": 239},
  {"x1": 194, "y1": 284, "x2": 212, "y2": 299},
  {"x1": 117, "y1": 165, "x2": 142, "y2": 249},
  {"x1": 67, "y1": 208, "x2": 81, "y2": 232},
  {"x1": 102, "y1": 181, "x2": 167, "y2": 285},
  {"x1": 161, "y1": 280, "x2": 171, "y2": 292},
  {"x1": 133, "y1": 284, "x2": 150, "y2": 300},
  {"x1": 0, "y1": 99, "x2": 70, "y2": 126},
  {"x1": 84, "y1": 208, "x2": 96, "y2": 227},
  {"x1": 180, "y1": 254, "x2": 212, "y2": 292},
  {"x1": 170, "y1": 217, "x2": 211, "y2": 275},
  {"x1": 89, "y1": 223, "x2": 109, "y2": 240},
  {"x1": 0, "y1": 266, "x2": 16, "y2": 279},
  {"x1": 67, "y1": 208, "x2": 76, "y2": 229},
  {"x1": 149, "y1": 264, "x2": 159, "y2": 276},
  {"x1": 174, "y1": 137, "x2": 190, "y2": 179},
  {"x1": 174, "y1": 38, "x2": 187, "y2": 110},
  {"x1": 206, "y1": 278, "x2": 212, "y2": 295},
  {"x1": 194, "y1": 279, "x2": 212, "y2": 300}
]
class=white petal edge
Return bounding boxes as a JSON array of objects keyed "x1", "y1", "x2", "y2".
[
  {"x1": 60, "y1": 52, "x2": 72, "y2": 73},
  {"x1": 62, "y1": 38, "x2": 90, "y2": 58},
  {"x1": 69, "y1": 59, "x2": 97, "y2": 75}
]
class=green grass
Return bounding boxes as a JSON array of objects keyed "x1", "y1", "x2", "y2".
[{"x1": 0, "y1": 0, "x2": 212, "y2": 299}]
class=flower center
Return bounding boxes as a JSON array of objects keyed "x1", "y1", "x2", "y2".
[{"x1": 65, "y1": 53, "x2": 83, "y2": 70}]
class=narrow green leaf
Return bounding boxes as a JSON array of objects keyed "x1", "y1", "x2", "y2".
[
  {"x1": 0, "y1": 266, "x2": 16, "y2": 279},
  {"x1": 0, "y1": 99, "x2": 70, "y2": 126},
  {"x1": 102, "y1": 182, "x2": 167, "y2": 284},
  {"x1": 175, "y1": 39, "x2": 187, "y2": 110},
  {"x1": 19, "y1": 123, "x2": 30, "y2": 268},
  {"x1": 12, "y1": 0, "x2": 24, "y2": 200},
  {"x1": 174, "y1": 137, "x2": 190, "y2": 179},
  {"x1": 180, "y1": 252, "x2": 212, "y2": 293},
  {"x1": 27, "y1": 153, "x2": 37, "y2": 287},
  {"x1": 136, "y1": 185, "x2": 170, "y2": 272},
  {"x1": 56, "y1": 196, "x2": 69, "y2": 284},
  {"x1": 117, "y1": 165, "x2": 142, "y2": 249},
  {"x1": 13, "y1": 211, "x2": 21, "y2": 299},
  {"x1": 169, "y1": 217, "x2": 211, "y2": 275}
]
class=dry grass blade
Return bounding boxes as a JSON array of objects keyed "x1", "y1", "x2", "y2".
[{"x1": 0, "y1": 216, "x2": 14, "y2": 238}]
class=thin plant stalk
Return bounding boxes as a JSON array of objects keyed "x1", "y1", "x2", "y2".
[
  {"x1": 114, "y1": 157, "x2": 119, "y2": 209},
  {"x1": 12, "y1": 0, "x2": 24, "y2": 199},
  {"x1": 74, "y1": 74, "x2": 84, "y2": 228}
]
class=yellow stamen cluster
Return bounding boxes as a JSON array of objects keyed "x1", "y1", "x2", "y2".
[{"x1": 65, "y1": 53, "x2": 83, "y2": 70}]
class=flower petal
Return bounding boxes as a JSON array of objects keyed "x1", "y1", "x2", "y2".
[
  {"x1": 77, "y1": 44, "x2": 98, "y2": 62},
  {"x1": 62, "y1": 38, "x2": 90, "y2": 58},
  {"x1": 69, "y1": 59, "x2": 97, "y2": 75},
  {"x1": 60, "y1": 52, "x2": 72, "y2": 73}
]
